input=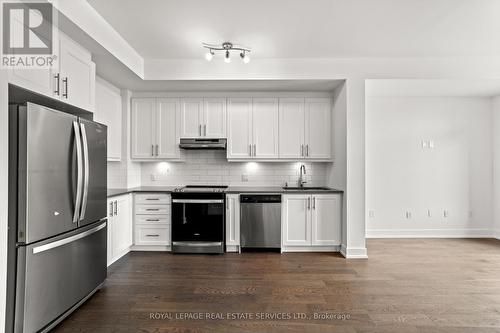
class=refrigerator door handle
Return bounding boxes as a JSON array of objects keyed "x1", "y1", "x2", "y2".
[
  {"x1": 73, "y1": 121, "x2": 83, "y2": 223},
  {"x1": 79, "y1": 123, "x2": 90, "y2": 220},
  {"x1": 32, "y1": 222, "x2": 106, "y2": 254}
]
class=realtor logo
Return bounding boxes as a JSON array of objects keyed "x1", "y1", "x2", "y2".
[{"x1": 2, "y1": 1, "x2": 57, "y2": 69}]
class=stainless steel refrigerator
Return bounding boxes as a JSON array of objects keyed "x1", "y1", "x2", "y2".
[{"x1": 7, "y1": 102, "x2": 108, "y2": 333}]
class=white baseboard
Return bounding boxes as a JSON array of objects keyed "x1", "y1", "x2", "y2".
[
  {"x1": 225, "y1": 245, "x2": 240, "y2": 253},
  {"x1": 366, "y1": 228, "x2": 493, "y2": 238},
  {"x1": 281, "y1": 245, "x2": 340, "y2": 252},
  {"x1": 131, "y1": 245, "x2": 171, "y2": 251},
  {"x1": 107, "y1": 247, "x2": 131, "y2": 267},
  {"x1": 340, "y1": 244, "x2": 368, "y2": 259},
  {"x1": 493, "y1": 229, "x2": 500, "y2": 240}
]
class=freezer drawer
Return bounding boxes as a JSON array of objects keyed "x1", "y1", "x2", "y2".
[{"x1": 14, "y1": 221, "x2": 107, "y2": 333}]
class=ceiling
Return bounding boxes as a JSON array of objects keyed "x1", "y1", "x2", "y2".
[
  {"x1": 366, "y1": 79, "x2": 500, "y2": 97},
  {"x1": 88, "y1": 0, "x2": 500, "y2": 59}
]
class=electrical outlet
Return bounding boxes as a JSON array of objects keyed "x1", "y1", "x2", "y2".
[
  {"x1": 368, "y1": 210, "x2": 375, "y2": 218},
  {"x1": 429, "y1": 140, "x2": 435, "y2": 148},
  {"x1": 421, "y1": 140, "x2": 428, "y2": 148},
  {"x1": 150, "y1": 174, "x2": 157, "y2": 181},
  {"x1": 241, "y1": 174, "x2": 249, "y2": 182},
  {"x1": 427, "y1": 209, "x2": 432, "y2": 218}
]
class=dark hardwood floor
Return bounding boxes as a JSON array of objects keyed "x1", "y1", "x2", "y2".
[{"x1": 52, "y1": 239, "x2": 500, "y2": 333}]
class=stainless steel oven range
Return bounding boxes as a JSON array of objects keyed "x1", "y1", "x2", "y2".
[{"x1": 171, "y1": 185, "x2": 227, "y2": 253}]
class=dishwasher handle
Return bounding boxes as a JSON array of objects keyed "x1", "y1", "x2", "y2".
[{"x1": 240, "y1": 195, "x2": 281, "y2": 203}]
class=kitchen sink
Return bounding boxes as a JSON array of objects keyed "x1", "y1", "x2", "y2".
[{"x1": 282, "y1": 186, "x2": 331, "y2": 191}]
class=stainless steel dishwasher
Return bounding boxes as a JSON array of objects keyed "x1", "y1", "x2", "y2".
[{"x1": 240, "y1": 195, "x2": 281, "y2": 250}]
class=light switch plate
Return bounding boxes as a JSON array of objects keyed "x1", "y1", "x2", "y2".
[{"x1": 241, "y1": 174, "x2": 249, "y2": 182}]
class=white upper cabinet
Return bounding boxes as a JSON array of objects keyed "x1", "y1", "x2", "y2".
[
  {"x1": 8, "y1": 67, "x2": 55, "y2": 98},
  {"x1": 305, "y1": 98, "x2": 331, "y2": 159},
  {"x1": 94, "y1": 77, "x2": 122, "y2": 161},
  {"x1": 156, "y1": 98, "x2": 180, "y2": 159},
  {"x1": 204, "y1": 98, "x2": 227, "y2": 138},
  {"x1": 227, "y1": 98, "x2": 253, "y2": 159},
  {"x1": 252, "y1": 98, "x2": 279, "y2": 158},
  {"x1": 58, "y1": 34, "x2": 96, "y2": 111},
  {"x1": 180, "y1": 98, "x2": 227, "y2": 138},
  {"x1": 8, "y1": 32, "x2": 96, "y2": 112},
  {"x1": 278, "y1": 97, "x2": 332, "y2": 160},
  {"x1": 131, "y1": 98, "x2": 156, "y2": 159},
  {"x1": 131, "y1": 98, "x2": 181, "y2": 160},
  {"x1": 180, "y1": 98, "x2": 203, "y2": 137},
  {"x1": 279, "y1": 98, "x2": 305, "y2": 159}
]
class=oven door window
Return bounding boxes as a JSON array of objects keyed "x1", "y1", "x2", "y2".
[{"x1": 172, "y1": 202, "x2": 224, "y2": 241}]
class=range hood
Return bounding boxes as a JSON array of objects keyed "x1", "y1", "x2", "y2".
[{"x1": 179, "y1": 138, "x2": 227, "y2": 150}]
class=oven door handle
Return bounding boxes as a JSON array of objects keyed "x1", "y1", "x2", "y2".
[{"x1": 172, "y1": 199, "x2": 224, "y2": 204}]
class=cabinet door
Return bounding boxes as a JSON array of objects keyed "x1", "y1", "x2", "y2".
[
  {"x1": 252, "y1": 98, "x2": 279, "y2": 159},
  {"x1": 227, "y1": 98, "x2": 253, "y2": 159},
  {"x1": 106, "y1": 199, "x2": 114, "y2": 266},
  {"x1": 180, "y1": 98, "x2": 203, "y2": 138},
  {"x1": 8, "y1": 68, "x2": 54, "y2": 98},
  {"x1": 305, "y1": 98, "x2": 331, "y2": 159},
  {"x1": 95, "y1": 77, "x2": 122, "y2": 161},
  {"x1": 131, "y1": 98, "x2": 156, "y2": 159},
  {"x1": 282, "y1": 195, "x2": 311, "y2": 246},
  {"x1": 311, "y1": 195, "x2": 341, "y2": 246},
  {"x1": 112, "y1": 195, "x2": 133, "y2": 258},
  {"x1": 203, "y1": 98, "x2": 226, "y2": 138},
  {"x1": 225, "y1": 194, "x2": 240, "y2": 246},
  {"x1": 59, "y1": 34, "x2": 95, "y2": 111},
  {"x1": 157, "y1": 98, "x2": 180, "y2": 158},
  {"x1": 279, "y1": 98, "x2": 305, "y2": 159}
]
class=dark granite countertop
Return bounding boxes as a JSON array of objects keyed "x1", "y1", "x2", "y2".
[{"x1": 108, "y1": 186, "x2": 343, "y2": 197}]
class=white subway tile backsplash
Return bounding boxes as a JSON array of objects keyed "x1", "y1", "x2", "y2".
[{"x1": 140, "y1": 150, "x2": 329, "y2": 187}]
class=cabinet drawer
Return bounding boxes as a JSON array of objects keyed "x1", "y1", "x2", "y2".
[
  {"x1": 135, "y1": 225, "x2": 170, "y2": 245},
  {"x1": 135, "y1": 215, "x2": 170, "y2": 225},
  {"x1": 135, "y1": 194, "x2": 170, "y2": 205},
  {"x1": 135, "y1": 205, "x2": 170, "y2": 215}
]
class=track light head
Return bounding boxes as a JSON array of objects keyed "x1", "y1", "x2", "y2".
[
  {"x1": 224, "y1": 50, "x2": 231, "y2": 63},
  {"x1": 205, "y1": 50, "x2": 214, "y2": 61}
]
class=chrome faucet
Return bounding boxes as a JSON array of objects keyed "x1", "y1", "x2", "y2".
[{"x1": 298, "y1": 164, "x2": 307, "y2": 187}]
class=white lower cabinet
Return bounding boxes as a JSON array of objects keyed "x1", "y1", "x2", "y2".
[
  {"x1": 282, "y1": 194, "x2": 341, "y2": 250},
  {"x1": 107, "y1": 194, "x2": 133, "y2": 266},
  {"x1": 225, "y1": 194, "x2": 240, "y2": 251},
  {"x1": 134, "y1": 193, "x2": 171, "y2": 248}
]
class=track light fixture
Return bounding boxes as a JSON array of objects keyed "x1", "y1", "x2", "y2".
[{"x1": 202, "y1": 42, "x2": 251, "y2": 63}]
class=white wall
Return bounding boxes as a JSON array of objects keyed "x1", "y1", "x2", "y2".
[
  {"x1": 366, "y1": 96, "x2": 493, "y2": 237},
  {"x1": 492, "y1": 96, "x2": 500, "y2": 239},
  {"x1": 0, "y1": 70, "x2": 9, "y2": 333},
  {"x1": 141, "y1": 150, "x2": 328, "y2": 187}
]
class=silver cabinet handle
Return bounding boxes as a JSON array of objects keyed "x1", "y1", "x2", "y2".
[
  {"x1": 109, "y1": 202, "x2": 114, "y2": 216},
  {"x1": 79, "y1": 123, "x2": 89, "y2": 220},
  {"x1": 53, "y1": 73, "x2": 60, "y2": 95},
  {"x1": 114, "y1": 200, "x2": 117, "y2": 215},
  {"x1": 145, "y1": 198, "x2": 160, "y2": 201},
  {"x1": 151, "y1": 145, "x2": 154, "y2": 156},
  {"x1": 313, "y1": 197, "x2": 316, "y2": 209},
  {"x1": 62, "y1": 77, "x2": 68, "y2": 98},
  {"x1": 306, "y1": 145, "x2": 309, "y2": 157},
  {"x1": 145, "y1": 208, "x2": 160, "y2": 211},
  {"x1": 204, "y1": 124, "x2": 207, "y2": 136},
  {"x1": 301, "y1": 144, "x2": 304, "y2": 157},
  {"x1": 33, "y1": 222, "x2": 106, "y2": 254},
  {"x1": 146, "y1": 219, "x2": 160, "y2": 222},
  {"x1": 253, "y1": 144, "x2": 256, "y2": 157},
  {"x1": 146, "y1": 234, "x2": 160, "y2": 237},
  {"x1": 155, "y1": 144, "x2": 159, "y2": 156},
  {"x1": 72, "y1": 121, "x2": 83, "y2": 223},
  {"x1": 249, "y1": 144, "x2": 252, "y2": 156},
  {"x1": 199, "y1": 124, "x2": 202, "y2": 136}
]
